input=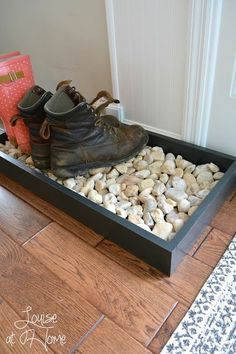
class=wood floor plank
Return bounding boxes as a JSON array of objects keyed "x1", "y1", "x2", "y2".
[
  {"x1": 0, "y1": 185, "x2": 50, "y2": 244},
  {"x1": 0, "y1": 173, "x2": 102, "y2": 247},
  {"x1": 0, "y1": 297, "x2": 54, "y2": 354},
  {"x1": 211, "y1": 200, "x2": 236, "y2": 235},
  {"x1": 0, "y1": 228, "x2": 101, "y2": 353},
  {"x1": 193, "y1": 228, "x2": 233, "y2": 268},
  {"x1": 97, "y1": 239, "x2": 212, "y2": 307},
  {"x1": 148, "y1": 303, "x2": 188, "y2": 353},
  {"x1": 188, "y1": 225, "x2": 212, "y2": 256},
  {"x1": 230, "y1": 191, "x2": 236, "y2": 206},
  {"x1": 226, "y1": 187, "x2": 236, "y2": 201},
  {"x1": 74, "y1": 317, "x2": 152, "y2": 354},
  {"x1": 24, "y1": 222, "x2": 177, "y2": 346}
]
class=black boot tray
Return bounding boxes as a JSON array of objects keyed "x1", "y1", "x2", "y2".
[{"x1": 0, "y1": 130, "x2": 235, "y2": 275}]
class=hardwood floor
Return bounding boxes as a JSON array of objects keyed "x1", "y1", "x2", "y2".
[{"x1": 0, "y1": 172, "x2": 235, "y2": 354}]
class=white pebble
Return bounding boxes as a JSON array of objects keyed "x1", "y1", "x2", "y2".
[
  {"x1": 161, "y1": 160, "x2": 176, "y2": 175},
  {"x1": 88, "y1": 190, "x2": 103, "y2": 204},
  {"x1": 137, "y1": 223, "x2": 152, "y2": 232},
  {"x1": 150, "y1": 149, "x2": 165, "y2": 161},
  {"x1": 143, "y1": 212, "x2": 154, "y2": 228},
  {"x1": 104, "y1": 203, "x2": 116, "y2": 213},
  {"x1": 127, "y1": 205, "x2": 143, "y2": 216},
  {"x1": 139, "y1": 188, "x2": 152, "y2": 197},
  {"x1": 173, "y1": 219, "x2": 184, "y2": 232},
  {"x1": 166, "y1": 210, "x2": 179, "y2": 224},
  {"x1": 151, "y1": 208, "x2": 164, "y2": 223},
  {"x1": 108, "y1": 183, "x2": 121, "y2": 196},
  {"x1": 213, "y1": 172, "x2": 224, "y2": 180},
  {"x1": 128, "y1": 214, "x2": 144, "y2": 224},
  {"x1": 116, "y1": 174, "x2": 141, "y2": 185},
  {"x1": 103, "y1": 193, "x2": 117, "y2": 204},
  {"x1": 134, "y1": 160, "x2": 148, "y2": 171},
  {"x1": 135, "y1": 169, "x2": 151, "y2": 179},
  {"x1": 116, "y1": 200, "x2": 132, "y2": 210},
  {"x1": 178, "y1": 199, "x2": 190, "y2": 213},
  {"x1": 208, "y1": 162, "x2": 219, "y2": 173},
  {"x1": 143, "y1": 198, "x2": 158, "y2": 213},
  {"x1": 197, "y1": 171, "x2": 213, "y2": 184},
  {"x1": 64, "y1": 178, "x2": 76, "y2": 190},
  {"x1": 115, "y1": 163, "x2": 128, "y2": 174},
  {"x1": 124, "y1": 185, "x2": 139, "y2": 197},
  {"x1": 149, "y1": 161, "x2": 162, "y2": 174},
  {"x1": 172, "y1": 176, "x2": 187, "y2": 191},
  {"x1": 80, "y1": 180, "x2": 95, "y2": 195},
  {"x1": 139, "y1": 178, "x2": 155, "y2": 192},
  {"x1": 116, "y1": 207, "x2": 128, "y2": 218},
  {"x1": 95, "y1": 180, "x2": 106, "y2": 193},
  {"x1": 152, "y1": 221, "x2": 173, "y2": 240},
  {"x1": 152, "y1": 181, "x2": 166, "y2": 196},
  {"x1": 159, "y1": 173, "x2": 169, "y2": 184},
  {"x1": 165, "y1": 188, "x2": 188, "y2": 203},
  {"x1": 174, "y1": 168, "x2": 184, "y2": 178},
  {"x1": 107, "y1": 168, "x2": 119, "y2": 179},
  {"x1": 165, "y1": 153, "x2": 175, "y2": 161},
  {"x1": 144, "y1": 153, "x2": 154, "y2": 164},
  {"x1": 196, "y1": 189, "x2": 209, "y2": 199},
  {"x1": 89, "y1": 172, "x2": 103, "y2": 181},
  {"x1": 157, "y1": 195, "x2": 174, "y2": 214}
]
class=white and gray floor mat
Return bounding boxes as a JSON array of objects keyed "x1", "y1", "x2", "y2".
[{"x1": 161, "y1": 235, "x2": 236, "y2": 354}]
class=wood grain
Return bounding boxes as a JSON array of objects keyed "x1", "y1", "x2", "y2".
[
  {"x1": 24, "y1": 222, "x2": 177, "y2": 346},
  {"x1": 0, "y1": 185, "x2": 50, "y2": 244},
  {"x1": 148, "y1": 303, "x2": 188, "y2": 353},
  {"x1": 193, "y1": 228, "x2": 233, "y2": 267},
  {"x1": 0, "y1": 228, "x2": 101, "y2": 353},
  {"x1": 230, "y1": 191, "x2": 236, "y2": 206},
  {"x1": 74, "y1": 317, "x2": 152, "y2": 354},
  {"x1": 226, "y1": 188, "x2": 236, "y2": 201},
  {"x1": 188, "y1": 225, "x2": 212, "y2": 256},
  {"x1": 0, "y1": 173, "x2": 103, "y2": 246},
  {"x1": 97, "y1": 239, "x2": 212, "y2": 307},
  {"x1": 211, "y1": 200, "x2": 236, "y2": 235},
  {"x1": 0, "y1": 297, "x2": 54, "y2": 354}
]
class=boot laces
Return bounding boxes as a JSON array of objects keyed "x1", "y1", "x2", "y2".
[
  {"x1": 67, "y1": 86, "x2": 85, "y2": 104},
  {"x1": 85, "y1": 103, "x2": 117, "y2": 136},
  {"x1": 94, "y1": 116, "x2": 117, "y2": 135}
]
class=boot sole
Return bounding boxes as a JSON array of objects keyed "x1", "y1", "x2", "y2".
[{"x1": 52, "y1": 134, "x2": 149, "y2": 178}]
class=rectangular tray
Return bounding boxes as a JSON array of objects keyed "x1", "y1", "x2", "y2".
[{"x1": 0, "y1": 131, "x2": 235, "y2": 275}]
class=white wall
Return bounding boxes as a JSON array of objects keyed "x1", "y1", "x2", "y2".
[
  {"x1": 108, "y1": 0, "x2": 189, "y2": 139},
  {"x1": 0, "y1": 0, "x2": 112, "y2": 101},
  {"x1": 206, "y1": 0, "x2": 236, "y2": 156}
]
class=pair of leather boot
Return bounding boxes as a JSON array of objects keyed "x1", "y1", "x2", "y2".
[{"x1": 15, "y1": 83, "x2": 148, "y2": 178}]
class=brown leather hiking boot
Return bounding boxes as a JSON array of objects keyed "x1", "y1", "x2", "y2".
[
  {"x1": 42, "y1": 84, "x2": 148, "y2": 178},
  {"x1": 11, "y1": 85, "x2": 52, "y2": 169}
]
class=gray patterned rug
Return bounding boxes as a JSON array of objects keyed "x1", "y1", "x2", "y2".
[{"x1": 161, "y1": 236, "x2": 236, "y2": 354}]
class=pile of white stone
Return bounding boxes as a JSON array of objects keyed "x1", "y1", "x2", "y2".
[{"x1": 0, "y1": 141, "x2": 224, "y2": 241}]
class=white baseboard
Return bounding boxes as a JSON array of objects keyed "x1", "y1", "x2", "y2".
[
  {"x1": 123, "y1": 118, "x2": 182, "y2": 140},
  {"x1": 105, "y1": 104, "x2": 181, "y2": 140}
]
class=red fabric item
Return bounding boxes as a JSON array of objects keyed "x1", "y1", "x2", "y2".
[{"x1": 0, "y1": 52, "x2": 34, "y2": 153}]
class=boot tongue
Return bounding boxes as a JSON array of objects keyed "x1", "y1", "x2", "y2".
[
  {"x1": 63, "y1": 85, "x2": 85, "y2": 106},
  {"x1": 18, "y1": 85, "x2": 46, "y2": 109},
  {"x1": 32, "y1": 85, "x2": 46, "y2": 97}
]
